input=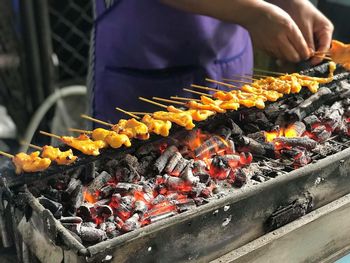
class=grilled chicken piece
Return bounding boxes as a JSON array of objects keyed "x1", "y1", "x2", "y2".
[
  {"x1": 92, "y1": 128, "x2": 131, "y2": 148},
  {"x1": 142, "y1": 114, "x2": 172, "y2": 137},
  {"x1": 41, "y1": 146, "x2": 77, "y2": 165},
  {"x1": 167, "y1": 106, "x2": 215, "y2": 122},
  {"x1": 153, "y1": 111, "x2": 195, "y2": 130},
  {"x1": 13, "y1": 152, "x2": 51, "y2": 174},
  {"x1": 61, "y1": 134, "x2": 107, "y2": 156},
  {"x1": 113, "y1": 118, "x2": 150, "y2": 140},
  {"x1": 329, "y1": 41, "x2": 350, "y2": 70}
]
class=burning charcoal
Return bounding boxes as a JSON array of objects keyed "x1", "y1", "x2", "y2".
[
  {"x1": 60, "y1": 217, "x2": 83, "y2": 234},
  {"x1": 287, "y1": 87, "x2": 332, "y2": 121},
  {"x1": 87, "y1": 171, "x2": 112, "y2": 194},
  {"x1": 247, "y1": 131, "x2": 266, "y2": 143},
  {"x1": 226, "y1": 119, "x2": 243, "y2": 137},
  {"x1": 65, "y1": 178, "x2": 82, "y2": 195},
  {"x1": 233, "y1": 169, "x2": 247, "y2": 188},
  {"x1": 303, "y1": 115, "x2": 320, "y2": 129},
  {"x1": 154, "y1": 145, "x2": 178, "y2": 173},
  {"x1": 286, "y1": 122, "x2": 306, "y2": 137},
  {"x1": 105, "y1": 159, "x2": 119, "y2": 175},
  {"x1": 82, "y1": 222, "x2": 97, "y2": 228},
  {"x1": 77, "y1": 203, "x2": 94, "y2": 221},
  {"x1": 193, "y1": 197, "x2": 209, "y2": 206},
  {"x1": 38, "y1": 196, "x2": 63, "y2": 218},
  {"x1": 194, "y1": 135, "x2": 228, "y2": 159},
  {"x1": 99, "y1": 185, "x2": 116, "y2": 199},
  {"x1": 215, "y1": 125, "x2": 233, "y2": 140},
  {"x1": 200, "y1": 183, "x2": 217, "y2": 198},
  {"x1": 165, "y1": 152, "x2": 183, "y2": 174},
  {"x1": 311, "y1": 125, "x2": 332, "y2": 142},
  {"x1": 80, "y1": 226, "x2": 107, "y2": 243},
  {"x1": 273, "y1": 137, "x2": 317, "y2": 150},
  {"x1": 193, "y1": 160, "x2": 208, "y2": 176},
  {"x1": 134, "y1": 200, "x2": 148, "y2": 215},
  {"x1": 121, "y1": 214, "x2": 141, "y2": 232},
  {"x1": 152, "y1": 194, "x2": 166, "y2": 205},
  {"x1": 236, "y1": 136, "x2": 266, "y2": 155},
  {"x1": 99, "y1": 222, "x2": 107, "y2": 232},
  {"x1": 281, "y1": 148, "x2": 311, "y2": 167},
  {"x1": 181, "y1": 162, "x2": 200, "y2": 185},
  {"x1": 164, "y1": 175, "x2": 192, "y2": 192},
  {"x1": 190, "y1": 183, "x2": 207, "y2": 197},
  {"x1": 148, "y1": 211, "x2": 177, "y2": 224},
  {"x1": 210, "y1": 156, "x2": 230, "y2": 180},
  {"x1": 96, "y1": 205, "x2": 113, "y2": 219},
  {"x1": 172, "y1": 158, "x2": 189, "y2": 176},
  {"x1": 115, "y1": 182, "x2": 142, "y2": 194}
]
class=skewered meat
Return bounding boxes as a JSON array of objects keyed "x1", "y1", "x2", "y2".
[
  {"x1": 167, "y1": 106, "x2": 215, "y2": 122},
  {"x1": 329, "y1": 40, "x2": 350, "y2": 70},
  {"x1": 13, "y1": 152, "x2": 51, "y2": 174},
  {"x1": 41, "y1": 146, "x2": 77, "y2": 165},
  {"x1": 112, "y1": 118, "x2": 150, "y2": 140},
  {"x1": 141, "y1": 114, "x2": 172, "y2": 137},
  {"x1": 92, "y1": 128, "x2": 131, "y2": 148},
  {"x1": 61, "y1": 134, "x2": 107, "y2": 156},
  {"x1": 153, "y1": 111, "x2": 195, "y2": 130}
]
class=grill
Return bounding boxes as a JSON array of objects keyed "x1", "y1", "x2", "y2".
[{"x1": 1, "y1": 62, "x2": 350, "y2": 263}]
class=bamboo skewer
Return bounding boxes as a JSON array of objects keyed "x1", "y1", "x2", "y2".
[
  {"x1": 222, "y1": 78, "x2": 252, "y2": 85},
  {"x1": 152, "y1": 97, "x2": 186, "y2": 105},
  {"x1": 68, "y1": 128, "x2": 93, "y2": 134},
  {"x1": 205, "y1": 78, "x2": 237, "y2": 88},
  {"x1": 170, "y1": 96, "x2": 200, "y2": 102},
  {"x1": 313, "y1": 55, "x2": 332, "y2": 61},
  {"x1": 80, "y1": 114, "x2": 113, "y2": 127},
  {"x1": 39, "y1": 131, "x2": 62, "y2": 140},
  {"x1": 191, "y1": 84, "x2": 219, "y2": 92},
  {"x1": 231, "y1": 74, "x2": 258, "y2": 81},
  {"x1": 139, "y1": 97, "x2": 168, "y2": 109},
  {"x1": 251, "y1": 73, "x2": 273, "y2": 78},
  {"x1": 129, "y1": 112, "x2": 150, "y2": 115},
  {"x1": 20, "y1": 141, "x2": 43, "y2": 151},
  {"x1": 183, "y1": 88, "x2": 211, "y2": 97},
  {"x1": 0, "y1": 151, "x2": 14, "y2": 158},
  {"x1": 115, "y1": 107, "x2": 140, "y2": 119}
]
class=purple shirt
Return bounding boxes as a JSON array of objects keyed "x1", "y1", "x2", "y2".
[{"x1": 91, "y1": 0, "x2": 253, "y2": 123}]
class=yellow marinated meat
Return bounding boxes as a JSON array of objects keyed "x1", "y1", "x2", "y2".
[
  {"x1": 187, "y1": 100, "x2": 226, "y2": 113},
  {"x1": 92, "y1": 128, "x2": 131, "y2": 148},
  {"x1": 167, "y1": 106, "x2": 215, "y2": 122},
  {"x1": 13, "y1": 151, "x2": 51, "y2": 174},
  {"x1": 91, "y1": 128, "x2": 110, "y2": 141},
  {"x1": 142, "y1": 114, "x2": 172, "y2": 137},
  {"x1": 219, "y1": 100, "x2": 240, "y2": 110},
  {"x1": 113, "y1": 118, "x2": 149, "y2": 140},
  {"x1": 61, "y1": 134, "x2": 107, "y2": 156},
  {"x1": 153, "y1": 111, "x2": 195, "y2": 130},
  {"x1": 41, "y1": 146, "x2": 77, "y2": 165}
]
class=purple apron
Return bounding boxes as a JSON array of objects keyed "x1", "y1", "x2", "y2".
[{"x1": 90, "y1": 0, "x2": 253, "y2": 123}]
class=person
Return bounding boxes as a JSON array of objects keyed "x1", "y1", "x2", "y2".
[{"x1": 89, "y1": 0, "x2": 333, "y2": 123}]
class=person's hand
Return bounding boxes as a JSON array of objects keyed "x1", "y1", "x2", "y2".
[
  {"x1": 242, "y1": 2, "x2": 311, "y2": 63},
  {"x1": 270, "y1": 0, "x2": 334, "y2": 65}
]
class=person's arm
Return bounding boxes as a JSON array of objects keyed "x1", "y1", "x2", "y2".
[
  {"x1": 160, "y1": 0, "x2": 311, "y2": 62},
  {"x1": 268, "y1": 0, "x2": 333, "y2": 64}
]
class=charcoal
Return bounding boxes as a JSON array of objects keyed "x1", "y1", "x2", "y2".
[
  {"x1": 245, "y1": 111, "x2": 273, "y2": 130},
  {"x1": 99, "y1": 222, "x2": 107, "y2": 232},
  {"x1": 303, "y1": 115, "x2": 320, "y2": 129},
  {"x1": 82, "y1": 222, "x2": 97, "y2": 228},
  {"x1": 192, "y1": 160, "x2": 208, "y2": 176},
  {"x1": 105, "y1": 222, "x2": 117, "y2": 233},
  {"x1": 165, "y1": 176, "x2": 188, "y2": 191},
  {"x1": 236, "y1": 136, "x2": 266, "y2": 155},
  {"x1": 247, "y1": 131, "x2": 266, "y2": 143},
  {"x1": 99, "y1": 185, "x2": 116, "y2": 199},
  {"x1": 215, "y1": 125, "x2": 233, "y2": 140},
  {"x1": 154, "y1": 145, "x2": 178, "y2": 173},
  {"x1": 172, "y1": 158, "x2": 189, "y2": 176},
  {"x1": 190, "y1": 183, "x2": 207, "y2": 197},
  {"x1": 87, "y1": 171, "x2": 112, "y2": 194},
  {"x1": 62, "y1": 222, "x2": 81, "y2": 234},
  {"x1": 243, "y1": 123, "x2": 261, "y2": 133},
  {"x1": 94, "y1": 199, "x2": 110, "y2": 207},
  {"x1": 194, "y1": 136, "x2": 227, "y2": 159},
  {"x1": 96, "y1": 205, "x2": 113, "y2": 218},
  {"x1": 198, "y1": 173, "x2": 210, "y2": 185},
  {"x1": 233, "y1": 169, "x2": 247, "y2": 188},
  {"x1": 165, "y1": 152, "x2": 183, "y2": 174},
  {"x1": 274, "y1": 137, "x2": 317, "y2": 150},
  {"x1": 60, "y1": 216, "x2": 83, "y2": 224},
  {"x1": 312, "y1": 126, "x2": 332, "y2": 142},
  {"x1": 115, "y1": 182, "x2": 142, "y2": 194},
  {"x1": 286, "y1": 122, "x2": 306, "y2": 137},
  {"x1": 80, "y1": 226, "x2": 107, "y2": 243},
  {"x1": 152, "y1": 194, "x2": 166, "y2": 205},
  {"x1": 287, "y1": 87, "x2": 332, "y2": 121},
  {"x1": 77, "y1": 203, "x2": 94, "y2": 221},
  {"x1": 148, "y1": 211, "x2": 177, "y2": 224},
  {"x1": 115, "y1": 154, "x2": 141, "y2": 182},
  {"x1": 343, "y1": 98, "x2": 350, "y2": 106},
  {"x1": 66, "y1": 229, "x2": 82, "y2": 243},
  {"x1": 193, "y1": 197, "x2": 209, "y2": 206},
  {"x1": 38, "y1": 196, "x2": 62, "y2": 218},
  {"x1": 107, "y1": 230, "x2": 120, "y2": 239},
  {"x1": 120, "y1": 196, "x2": 134, "y2": 211},
  {"x1": 65, "y1": 178, "x2": 82, "y2": 195},
  {"x1": 105, "y1": 159, "x2": 119, "y2": 175},
  {"x1": 174, "y1": 199, "x2": 197, "y2": 213},
  {"x1": 181, "y1": 162, "x2": 200, "y2": 185},
  {"x1": 122, "y1": 214, "x2": 141, "y2": 232},
  {"x1": 227, "y1": 119, "x2": 243, "y2": 137},
  {"x1": 71, "y1": 185, "x2": 84, "y2": 211},
  {"x1": 134, "y1": 200, "x2": 148, "y2": 215},
  {"x1": 345, "y1": 106, "x2": 350, "y2": 117}
]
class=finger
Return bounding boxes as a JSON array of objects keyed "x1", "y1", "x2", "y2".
[
  {"x1": 288, "y1": 26, "x2": 311, "y2": 61},
  {"x1": 311, "y1": 25, "x2": 333, "y2": 65},
  {"x1": 279, "y1": 35, "x2": 301, "y2": 63},
  {"x1": 301, "y1": 24, "x2": 315, "y2": 53}
]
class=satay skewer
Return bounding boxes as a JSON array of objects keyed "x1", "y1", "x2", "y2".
[
  {"x1": 80, "y1": 114, "x2": 113, "y2": 127},
  {"x1": 128, "y1": 112, "x2": 150, "y2": 115},
  {"x1": 205, "y1": 78, "x2": 237, "y2": 88},
  {"x1": 152, "y1": 97, "x2": 186, "y2": 105},
  {"x1": 313, "y1": 55, "x2": 333, "y2": 61},
  {"x1": 183, "y1": 88, "x2": 211, "y2": 97},
  {"x1": 253, "y1": 68, "x2": 285, "y2": 76},
  {"x1": 0, "y1": 151, "x2": 14, "y2": 158},
  {"x1": 139, "y1": 97, "x2": 168, "y2": 109},
  {"x1": 222, "y1": 78, "x2": 251, "y2": 85},
  {"x1": 170, "y1": 96, "x2": 201, "y2": 102},
  {"x1": 39, "y1": 131, "x2": 61, "y2": 140},
  {"x1": 191, "y1": 84, "x2": 219, "y2": 92},
  {"x1": 20, "y1": 141, "x2": 42, "y2": 151},
  {"x1": 115, "y1": 107, "x2": 140, "y2": 119},
  {"x1": 68, "y1": 128, "x2": 93, "y2": 134},
  {"x1": 231, "y1": 74, "x2": 258, "y2": 81}
]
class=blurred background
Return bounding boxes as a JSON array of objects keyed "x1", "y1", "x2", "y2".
[{"x1": 0, "y1": 0, "x2": 349, "y2": 155}]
